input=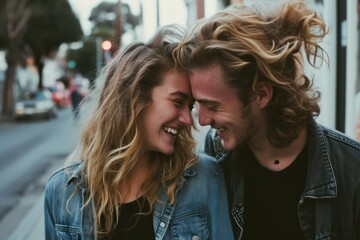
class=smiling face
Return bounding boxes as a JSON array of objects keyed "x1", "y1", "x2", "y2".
[
  {"x1": 141, "y1": 69, "x2": 194, "y2": 155},
  {"x1": 190, "y1": 63, "x2": 257, "y2": 150}
]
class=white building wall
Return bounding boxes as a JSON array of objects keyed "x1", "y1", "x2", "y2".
[
  {"x1": 305, "y1": 0, "x2": 337, "y2": 129},
  {"x1": 240, "y1": 0, "x2": 338, "y2": 129},
  {"x1": 138, "y1": 0, "x2": 188, "y2": 43},
  {"x1": 345, "y1": 0, "x2": 359, "y2": 139}
]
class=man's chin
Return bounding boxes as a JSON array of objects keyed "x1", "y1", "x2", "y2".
[{"x1": 222, "y1": 140, "x2": 237, "y2": 151}]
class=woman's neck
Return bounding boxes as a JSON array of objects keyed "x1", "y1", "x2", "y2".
[{"x1": 119, "y1": 154, "x2": 152, "y2": 203}]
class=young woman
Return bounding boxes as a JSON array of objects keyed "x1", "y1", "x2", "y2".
[{"x1": 44, "y1": 25, "x2": 234, "y2": 240}]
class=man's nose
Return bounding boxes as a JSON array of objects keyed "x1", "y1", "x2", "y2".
[{"x1": 198, "y1": 106, "x2": 213, "y2": 126}]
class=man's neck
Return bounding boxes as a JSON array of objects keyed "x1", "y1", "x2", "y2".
[{"x1": 247, "y1": 127, "x2": 307, "y2": 172}]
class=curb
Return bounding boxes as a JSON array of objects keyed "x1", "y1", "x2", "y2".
[{"x1": 4, "y1": 161, "x2": 63, "y2": 240}]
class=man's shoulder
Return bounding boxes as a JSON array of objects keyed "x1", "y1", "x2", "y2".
[
  {"x1": 319, "y1": 124, "x2": 360, "y2": 151},
  {"x1": 313, "y1": 123, "x2": 360, "y2": 175}
]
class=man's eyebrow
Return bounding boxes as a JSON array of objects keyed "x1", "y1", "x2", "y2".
[{"x1": 196, "y1": 99, "x2": 218, "y2": 105}]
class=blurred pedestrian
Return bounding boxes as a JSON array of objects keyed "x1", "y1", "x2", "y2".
[
  {"x1": 44, "y1": 25, "x2": 234, "y2": 240},
  {"x1": 70, "y1": 86, "x2": 83, "y2": 119},
  {"x1": 175, "y1": 1, "x2": 360, "y2": 239}
]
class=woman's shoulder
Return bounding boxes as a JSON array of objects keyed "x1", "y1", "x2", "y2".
[{"x1": 46, "y1": 162, "x2": 83, "y2": 190}]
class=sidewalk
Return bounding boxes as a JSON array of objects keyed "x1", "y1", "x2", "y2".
[
  {"x1": 5, "y1": 161, "x2": 62, "y2": 240},
  {"x1": 7, "y1": 195, "x2": 44, "y2": 240}
]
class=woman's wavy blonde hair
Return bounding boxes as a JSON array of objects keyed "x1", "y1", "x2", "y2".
[
  {"x1": 66, "y1": 24, "x2": 197, "y2": 236},
  {"x1": 175, "y1": 1, "x2": 329, "y2": 147}
]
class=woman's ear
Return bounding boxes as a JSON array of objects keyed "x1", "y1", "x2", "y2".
[{"x1": 256, "y1": 82, "x2": 272, "y2": 108}]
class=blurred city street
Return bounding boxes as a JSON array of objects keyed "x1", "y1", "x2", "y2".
[{"x1": 0, "y1": 108, "x2": 80, "y2": 240}]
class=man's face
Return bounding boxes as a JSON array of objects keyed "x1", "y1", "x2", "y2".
[{"x1": 190, "y1": 63, "x2": 257, "y2": 150}]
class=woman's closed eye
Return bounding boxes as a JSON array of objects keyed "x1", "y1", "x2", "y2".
[{"x1": 173, "y1": 98, "x2": 185, "y2": 107}]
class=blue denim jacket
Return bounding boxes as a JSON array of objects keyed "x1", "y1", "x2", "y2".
[
  {"x1": 44, "y1": 154, "x2": 235, "y2": 240},
  {"x1": 205, "y1": 120, "x2": 360, "y2": 240}
]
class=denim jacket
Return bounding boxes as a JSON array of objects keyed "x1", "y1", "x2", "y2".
[
  {"x1": 204, "y1": 120, "x2": 360, "y2": 240},
  {"x1": 44, "y1": 154, "x2": 235, "y2": 240}
]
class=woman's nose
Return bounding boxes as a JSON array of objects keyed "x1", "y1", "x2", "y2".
[{"x1": 179, "y1": 108, "x2": 193, "y2": 126}]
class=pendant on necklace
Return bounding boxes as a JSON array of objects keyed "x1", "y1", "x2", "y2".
[{"x1": 274, "y1": 159, "x2": 280, "y2": 165}]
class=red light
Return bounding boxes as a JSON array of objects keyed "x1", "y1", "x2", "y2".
[{"x1": 102, "y1": 40, "x2": 112, "y2": 51}]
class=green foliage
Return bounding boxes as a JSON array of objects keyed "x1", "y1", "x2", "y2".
[
  {"x1": 66, "y1": 39, "x2": 99, "y2": 82},
  {"x1": 24, "y1": 0, "x2": 83, "y2": 59},
  {"x1": 88, "y1": 1, "x2": 139, "y2": 40},
  {"x1": 0, "y1": 0, "x2": 83, "y2": 53}
]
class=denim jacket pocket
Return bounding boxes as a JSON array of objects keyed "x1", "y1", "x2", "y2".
[
  {"x1": 170, "y1": 208, "x2": 209, "y2": 240},
  {"x1": 55, "y1": 224, "x2": 81, "y2": 240}
]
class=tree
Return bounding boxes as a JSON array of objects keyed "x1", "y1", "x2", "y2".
[
  {"x1": 88, "y1": 1, "x2": 140, "y2": 50},
  {"x1": 25, "y1": 0, "x2": 83, "y2": 89},
  {"x1": 0, "y1": 0, "x2": 32, "y2": 116},
  {"x1": 66, "y1": 38, "x2": 98, "y2": 84},
  {"x1": 0, "y1": 0, "x2": 83, "y2": 116},
  {"x1": 64, "y1": 1, "x2": 140, "y2": 88}
]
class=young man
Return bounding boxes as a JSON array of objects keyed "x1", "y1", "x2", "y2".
[{"x1": 175, "y1": 1, "x2": 360, "y2": 239}]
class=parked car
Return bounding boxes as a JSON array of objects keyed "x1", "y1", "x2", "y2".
[
  {"x1": 47, "y1": 81, "x2": 71, "y2": 109},
  {"x1": 15, "y1": 89, "x2": 57, "y2": 120}
]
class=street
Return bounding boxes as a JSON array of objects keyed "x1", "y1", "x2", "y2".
[{"x1": 0, "y1": 107, "x2": 79, "y2": 239}]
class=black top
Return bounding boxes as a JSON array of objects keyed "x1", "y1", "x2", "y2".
[
  {"x1": 243, "y1": 145, "x2": 308, "y2": 240},
  {"x1": 107, "y1": 197, "x2": 155, "y2": 240}
]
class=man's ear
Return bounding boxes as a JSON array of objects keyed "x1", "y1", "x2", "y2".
[{"x1": 256, "y1": 82, "x2": 272, "y2": 108}]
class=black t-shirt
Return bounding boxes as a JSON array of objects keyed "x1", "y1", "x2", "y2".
[
  {"x1": 243, "y1": 145, "x2": 308, "y2": 240},
  {"x1": 107, "y1": 197, "x2": 155, "y2": 240}
]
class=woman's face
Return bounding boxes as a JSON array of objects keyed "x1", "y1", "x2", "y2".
[{"x1": 141, "y1": 69, "x2": 194, "y2": 155}]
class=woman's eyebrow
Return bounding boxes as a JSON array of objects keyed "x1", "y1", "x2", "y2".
[{"x1": 170, "y1": 91, "x2": 189, "y2": 99}]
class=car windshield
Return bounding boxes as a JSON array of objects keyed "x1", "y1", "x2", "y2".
[{"x1": 20, "y1": 91, "x2": 47, "y2": 101}]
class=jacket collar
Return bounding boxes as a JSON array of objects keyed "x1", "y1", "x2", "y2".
[
  {"x1": 219, "y1": 120, "x2": 337, "y2": 205},
  {"x1": 302, "y1": 120, "x2": 337, "y2": 198},
  {"x1": 65, "y1": 162, "x2": 86, "y2": 188},
  {"x1": 64, "y1": 161, "x2": 198, "y2": 191}
]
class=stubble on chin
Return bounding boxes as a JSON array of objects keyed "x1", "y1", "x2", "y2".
[{"x1": 235, "y1": 112, "x2": 257, "y2": 149}]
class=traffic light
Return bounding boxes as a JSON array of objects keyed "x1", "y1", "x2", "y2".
[
  {"x1": 101, "y1": 40, "x2": 115, "y2": 63},
  {"x1": 101, "y1": 40, "x2": 113, "y2": 52},
  {"x1": 67, "y1": 60, "x2": 76, "y2": 69}
]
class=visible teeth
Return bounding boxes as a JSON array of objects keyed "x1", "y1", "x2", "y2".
[
  {"x1": 164, "y1": 127, "x2": 178, "y2": 135},
  {"x1": 217, "y1": 128, "x2": 225, "y2": 134}
]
